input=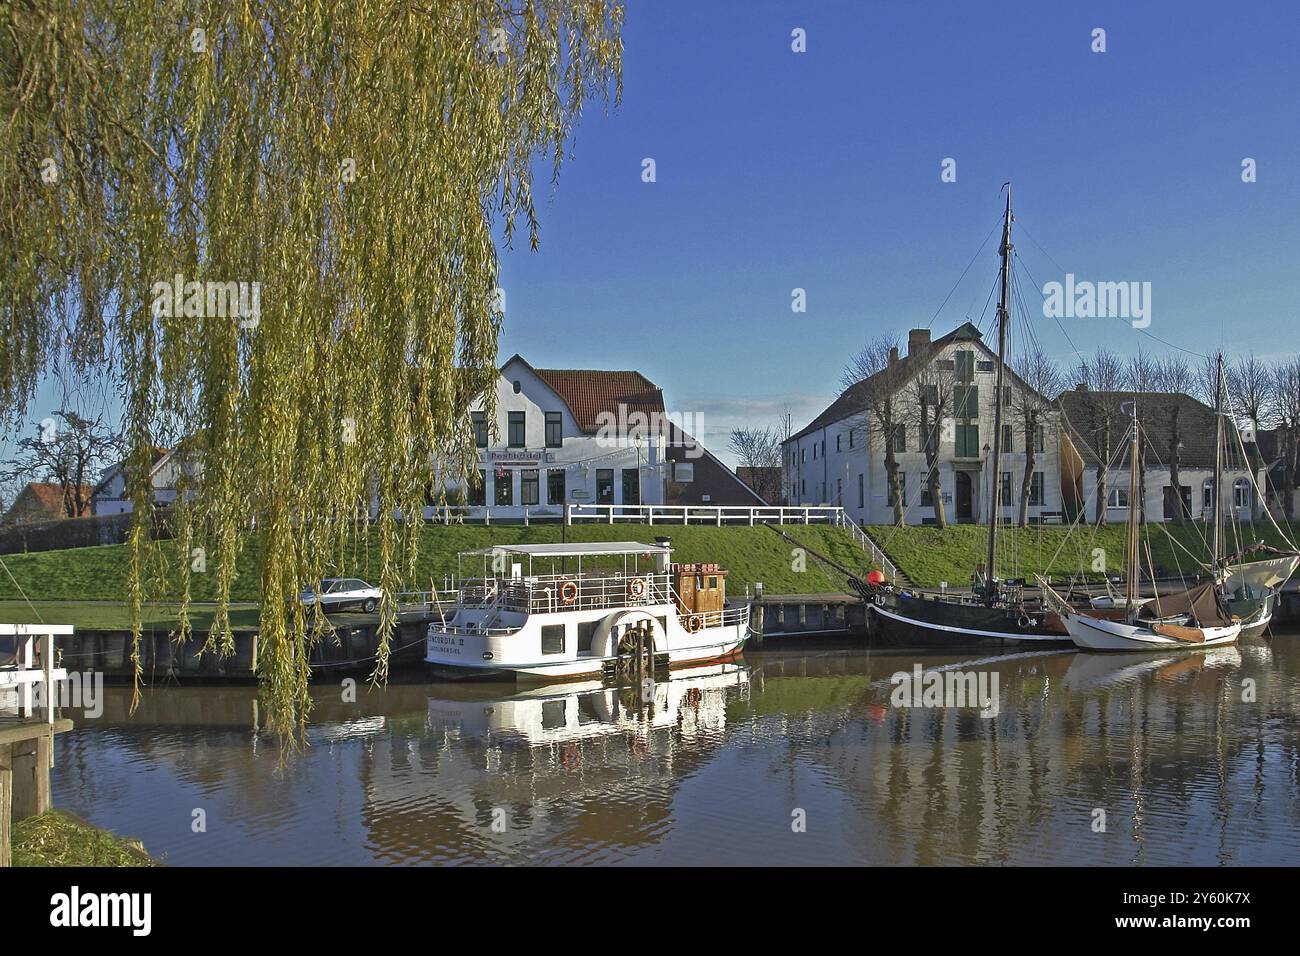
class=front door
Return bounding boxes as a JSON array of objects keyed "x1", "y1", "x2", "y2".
[{"x1": 955, "y1": 471, "x2": 973, "y2": 522}]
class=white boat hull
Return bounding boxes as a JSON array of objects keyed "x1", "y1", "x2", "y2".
[
  {"x1": 1062, "y1": 611, "x2": 1241, "y2": 652},
  {"x1": 425, "y1": 601, "x2": 749, "y2": 681}
]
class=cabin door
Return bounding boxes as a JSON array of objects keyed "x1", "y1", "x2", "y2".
[{"x1": 955, "y1": 471, "x2": 973, "y2": 522}]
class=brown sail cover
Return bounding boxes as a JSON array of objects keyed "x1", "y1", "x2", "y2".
[{"x1": 1137, "y1": 582, "x2": 1233, "y2": 627}]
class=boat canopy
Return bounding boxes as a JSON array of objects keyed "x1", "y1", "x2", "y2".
[
  {"x1": 1137, "y1": 582, "x2": 1233, "y2": 627},
  {"x1": 462, "y1": 541, "x2": 670, "y2": 559}
]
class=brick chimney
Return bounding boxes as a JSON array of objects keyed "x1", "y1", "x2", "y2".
[
  {"x1": 1075, "y1": 382, "x2": 1088, "y2": 392},
  {"x1": 889, "y1": 346, "x2": 899, "y2": 367},
  {"x1": 908, "y1": 328, "x2": 931, "y2": 357}
]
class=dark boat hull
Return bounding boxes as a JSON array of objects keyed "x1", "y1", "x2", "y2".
[{"x1": 870, "y1": 590, "x2": 1074, "y2": 649}]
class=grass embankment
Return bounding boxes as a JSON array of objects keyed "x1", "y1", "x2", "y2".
[
  {"x1": 862, "y1": 520, "x2": 1297, "y2": 589},
  {"x1": 11, "y1": 810, "x2": 156, "y2": 867},
  {"x1": 0, "y1": 523, "x2": 865, "y2": 611}
]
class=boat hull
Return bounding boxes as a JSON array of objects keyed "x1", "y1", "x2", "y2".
[
  {"x1": 870, "y1": 592, "x2": 1074, "y2": 649},
  {"x1": 1061, "y1": 611, "x2": 1241, "y2": 651}
]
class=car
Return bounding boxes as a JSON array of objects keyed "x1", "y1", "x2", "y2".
[{"x1": 301, "y1": 578, "x2": 382, "y2": 614}]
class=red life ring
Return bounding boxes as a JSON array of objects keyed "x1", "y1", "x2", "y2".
[
  {"x1": 628, "y1": 577, "x2": 647, "y2": 599},
  {"x1": 559, "y1": 579, "x2": 578, "y2": 605},
  {"x1": 686, "y1": 614, "x2": 702, "y2": 633}
]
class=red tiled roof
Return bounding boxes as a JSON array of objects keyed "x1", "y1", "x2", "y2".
[
  {"x1": 530, "y1": 366, "x2": 665, "y2": 434},
  {"x1": 6, "y1": 481, "x2": 94, "y2": 520}
]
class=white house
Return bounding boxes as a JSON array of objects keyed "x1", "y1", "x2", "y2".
[
  {"x1": 433, "y1": 355, "x2": 761, "y2": 520},
  {"x1": 91, "y1": 447, "x2": 182, "y2": 515},
  {"x1": 782, "y1": 322, "x2": 1065, "y2": 525},
  {"x1": 1057, "y1": 387, "x2": 1265, "y2": 526}
]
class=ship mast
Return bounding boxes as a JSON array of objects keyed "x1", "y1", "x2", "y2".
[
  {"x1": 984, "y1": 185, "x2": 1013, "y2": 605},
  {"x1": 1125, "y1": 398, "x2": 1140, "y2": 611},
  {"x1": 1212, "y1": 351, "x2": 1225, "y2": 568}
]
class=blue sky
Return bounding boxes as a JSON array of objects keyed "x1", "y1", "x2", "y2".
[
  {"x1": 9, "y1": 0, "x2": 1299, "y2": 474},
  {"x1": 497, "y1": 0, "x2": 1300, "y2": 461}
]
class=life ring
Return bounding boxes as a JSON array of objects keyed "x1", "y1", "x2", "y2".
[
  {"x1": 628, "y1": 577, "x2": 647, "y2": 600},
  {"x1": 559, "y1": 579, "x2": 578, "y2": 605},
  {"x1": 686, "y1": 614, "x2": 703, "y2": 633},
  {"x1": 1018, "y1": 614, "x2": 1033, "y2": 629}
]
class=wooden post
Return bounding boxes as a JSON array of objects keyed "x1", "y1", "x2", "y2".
[{"x1": 1, "y1": 747, "x2": 11, "y2": 868}]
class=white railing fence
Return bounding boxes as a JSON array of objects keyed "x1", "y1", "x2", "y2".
[
  {"x1": 564, "y1": 504, "x2": 850, "y2": 526},
  {"x1": 0, "y1": 624, "x2": 72, "y2": 723}
]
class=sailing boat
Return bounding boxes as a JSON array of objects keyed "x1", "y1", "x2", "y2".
[
  {"x1": 1041, "y1": 378, "x2": 1244, "y2": 651},
  {"x1": 869, "y1": 187, "x2": 1072, "y2": 648}
]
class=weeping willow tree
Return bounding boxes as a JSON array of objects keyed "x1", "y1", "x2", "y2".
[{"x1": 1, "y1": 1, "x2": 623, "y2": 737}]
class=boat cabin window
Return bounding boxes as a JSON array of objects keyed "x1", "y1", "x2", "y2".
[
  {"x1": 576, "y1": 620, "x2": 597, "y2": 653},
  {"x1": 541, "y1": 624, "x2": 565, "y2": 656}
]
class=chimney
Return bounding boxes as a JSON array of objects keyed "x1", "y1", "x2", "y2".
[
  {"x1": 1075, "y1": 382, "x2": 1088, "y2": 392},
  {"x1": 889, "y1": 346, "x2": 900, "y2": 367},
  {"x1": 908, "y1": 328, "x2": 931, "y2": 356}
]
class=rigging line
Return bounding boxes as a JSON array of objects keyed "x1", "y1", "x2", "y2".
[
  {"x1": 1016, "y1": 220, "x2": 1212, "y2": 361},
  {"x1": 925, "y1": 217, "x2": 1003, "y2": 331},
  {"x1": 1014, "y1": 251, "x2": 1086, "y2": 365}
]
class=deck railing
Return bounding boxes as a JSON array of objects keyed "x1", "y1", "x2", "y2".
[
  {"x1": 1, "y1": 624, "x2": 72, "y2": 723},
  {"x1": 458, "y1": 572, "x2": 676, "y2": 615}
]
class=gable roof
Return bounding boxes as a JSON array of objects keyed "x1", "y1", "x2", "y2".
[
  {"x1": 4, "y1": 481, "x2": 94, "y2": 521},
  {"x1": 92, "y1": 446, "x2": 171, "y2": 497},
  {"x1": 785, "y1": 321, "x2": 999, "y2": 444},
  {"x1": 1055, "y1": 389, "x2": 1241, "y2": 469},
  {"x1": 503, "y1": 355, "x2": 665, "y2": 433}
]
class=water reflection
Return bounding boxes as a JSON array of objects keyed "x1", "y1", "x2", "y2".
[{"x1": 50, "y1": 634, "x2": 1300, "y2": 866}]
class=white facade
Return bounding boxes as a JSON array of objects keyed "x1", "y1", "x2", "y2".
[
  {"x1": 435, "y1": 356, "x2": 671, "y2": 520},
  {"x1": 91, "y1": 450, "x2": 183, "y2": 515},
  {"x1": 782, "y1": 327, "x2": 1065, "y2": 526},
  {"x1": 1074, "y1": 464, "x2": 1265, "y2": 525}
]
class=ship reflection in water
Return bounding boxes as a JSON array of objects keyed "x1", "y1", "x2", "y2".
[{"x1": 51, "y1": 633, "x2": 1300, "y2": 866}]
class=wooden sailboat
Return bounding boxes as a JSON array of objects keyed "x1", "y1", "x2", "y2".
[
  {"x1": 1041, "y1": 367, "x2": 1243, "y2": 651},
  {"x1": 870, "y1": 187, "x2": 1072, "y2": 648}
]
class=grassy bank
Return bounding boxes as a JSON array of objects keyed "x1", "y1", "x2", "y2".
[
  {"x1": 0, "y1": 523, "x2": 867, "y2": 606},
  {"x1": 11, "y1": 810, "x2": 156, "y2": 867},
  {"x1": 863, "y1": 520, "x2": 1296, "y2": 589}
]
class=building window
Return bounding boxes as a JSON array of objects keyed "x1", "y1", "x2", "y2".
[
  {"x1": 507, "y1": 411, "x2": 525, "y2": 447},
  {"x1": 976, "y1": 359, "x2": 994, "y2": 373},
  {"x1": 1030, "y1": 471, "x2": 1044, "y2": 506},
  {"x1": 921, "y1": 480, "x2": 933, "y2": 507},
  {"x1": 836, "y1": 434, "x2": 842, "y2": 452},
  {"x1": 801, "y1": 479, "x2": 806, "y2": 496},
  {"x1": 801, "y1": 448, "x2": 807, "y2": 463},
  {"x1": 923, "y1": 384, "x2": 939, "y2": 405},
  {"x1": 472, "y1": 411, "x2": 488, "y2": 448},
  {"x1": 674, "y1": 462, "x2": 694, "y2": 482},
  {"x1": 521, "y1": 468, "x2": 539, "y2": 506},
  {"x1": 1108, "y1": 486, "x2": 1129, "y2": 509},
  {"x1": 936, "y1": 358, "x2": 956, "y2": 371},
  {"x1": 467, "y1": 470, "x2": 486, "y2": 507},
  {"x1": 1002, "y1": 386, "x2": 1012, "y2": 409},
  {"x1": 1002, "y1": 423, "x2": 1013, "y2": 452},
  {"x1": 892, "y1": 424, "x2": 906, "y2": 453},
  {"x1": 837, "y1": 477, "x2": 842, "y2": 503},
  {"x1": 957, "y1": 385, "x2": 978, "y2": 419},
  {"x1": 596, "y1": 469, "x2": 614, "y2": 504},
  {"x1": 541, "y1": 624, "x2": 565, "y2": 656},
  {"x1": 1035, "y1": 426, "x2": 1045, "y2": 454},
  {"x1": 544, "y1": 412, "x2": 562, "y2": 448},
  {"x1": 955, "y1": 350, "x2": 974, "y2": 381},
  {"x1": 1233, "y1": 478, "x2": 1251, "y2": 509},
  {"x1": 1000, "y1": 471, "x2": 1012, "y2": 508},
  {"x1": 494, "y1": 469, "x2": 513, "y2": 506},
  {"x1": 857, "y1": 473, "x2": 864, "y2": 509},
  {"x1": 547, "y1": 468, "x2": 566, "y2": 505},
  {"x1": 813, "y1": 443, "x2": 819, "y2": 460},
  {"x1": 955, "y1": 424, "x2": 979, "y2": 458},
  {"x1": 849, "y1": 429, "x2": 855, "y2": 448},
  {"x1": 1202, "y1": 478, "x2": 1215, "y2": 512}
]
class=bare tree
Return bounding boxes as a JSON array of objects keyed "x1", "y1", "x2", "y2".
[
  {"x1": 1011, "y1": 346, "x2": 1061, "y2": 526},
  {"x1": 729, "y1": 426, "x2": 784, "y2": 505},
  {"x1": 1122, "y1": 348, "x2": 1159, "y2": 521},
  {"x1": 903, "y1": 356, "x2": 954, "y2": 527},
  {"x1": 1271, "y1": 358, "x2": 1300, "y2": 520},
  {"x1": 1075, "y1": 346, "x2": 1123, "y2": 524},
  {"x1": 841, "y1": 334, "x2": 909, "y2": 525},
  {"x1": 0, "y1": 410, "x2": 123, "y2": 520}
]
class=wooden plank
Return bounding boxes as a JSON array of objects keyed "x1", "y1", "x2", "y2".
[
  {"x1": 0, "y1": 718, "x2": 74, "y2": 747},
  {"x1": 1, "y1": 762, "x2": 11, "y2": 868}
]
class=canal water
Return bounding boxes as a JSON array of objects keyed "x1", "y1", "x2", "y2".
[{"x1": 51, "y1": 632, "x2": 1300, "y2": 866}]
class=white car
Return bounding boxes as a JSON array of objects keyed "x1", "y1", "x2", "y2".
[{"x1": 301, "y1": 578, "x2": 381, "y2": 614}]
